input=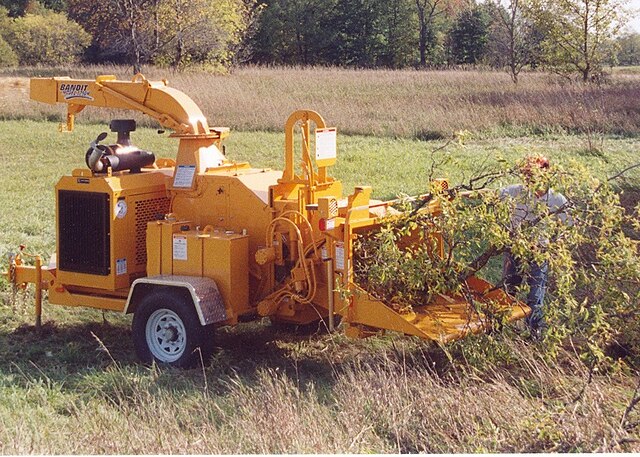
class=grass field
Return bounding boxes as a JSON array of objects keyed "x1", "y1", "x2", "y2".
[
  {"x1": 1, "y1": 65, "x2": 640, "y2": 138},
  {"x1": 0, "y1": 66, "x2": 639, "y2": 453}
]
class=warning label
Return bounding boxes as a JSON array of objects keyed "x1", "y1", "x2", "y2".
[
  {"x1": 316, "y1": 128, "x2": 337, "y2": 161},
  {"x1": 116, "y1": 258, "x2": 127, "y2": 275},
  {"x1": 173, "y1": 165, "x2": 196, "y2": 188},
  {"x1": 173, "y1": 235, "x2": 188, "y2": 260}
]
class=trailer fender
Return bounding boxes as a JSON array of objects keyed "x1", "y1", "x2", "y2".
[{"x1": 124, "y1": 275, "x2": 227, "y2": 325}]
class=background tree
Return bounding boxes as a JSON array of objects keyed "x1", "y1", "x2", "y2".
[
  {"x1": 228, "y1": 0, "x2": 265, "y2": 66},
  {"x1": 0, "y1": 35, "x2": 18, "y2": 67},
  {"x1": 332, "y1": 0, "x2": 388, "y2": 67},
  {"x1": 378, "y1": 0, "x2": 418, "y2": 67},
  {"x1": 40, "y1": 0, "x2": 65, "y2": 12},
  {"x1": 449, "y1": 4, "x2": 490, "y2": 65},
  {"x1": 529, "y1": 0, "x2": 629, "y2": 81},
  {"x1": 250, "y1": 0, "x2": 291, "y2": 64},
  {"x1": 0, "y1": 8, "x2": 18, "y2": 67},
  {"x1": 0, "y1": 0, "x2": 30, "y2": 16},
  {"x1": 0, "y1": 7, "x2": 14, "y2": 67},
  {"x1": 414, "y1": 0, "x2": 469, "y2": 67},
  {"x1": 116, "y1": 0, "x2": 151, "y2": 69},
  {"x1": 68, "y1": 0, "x2": 258, "y2": 69},
  {"x1": 66, "y1": 0, "x2": 154, "y2": 66},
  {"x1": 415, "y1": 0, "x2": 447, "y2": 67},
  {"x1": 154, "y1": 0, "x2": 253, "y2": 69},
  {"x1": 251, "y1": 0, "x2": 338, "y2": 66},
  {"x1": 3, "y1": 5, "x2": 90, "y2": 65},
  {"x1": 616, "y1": 32, "x2": 640, "y2": 66},
  {"x1": 485, "y1": 0, "x2": 543, "y2": 83},
  {"x1": 2, "y1": 0, "x2": 637, "y2": 71},
  {"x1": 0, "y1": 0, "x2": 66, "y2": 16}
]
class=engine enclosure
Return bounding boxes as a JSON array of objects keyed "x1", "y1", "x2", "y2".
[{"x1": 56, "y1": 168, "x2": 171, "y2": 291}]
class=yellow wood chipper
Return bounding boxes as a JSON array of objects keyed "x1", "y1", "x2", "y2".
[{"x1": 4, "y1": 74, "x2": 528, "y2": 367}]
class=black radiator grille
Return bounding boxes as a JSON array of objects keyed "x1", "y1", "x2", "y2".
[{"x1": 58, "y1": 190, "x2": 110, "y2": 275}]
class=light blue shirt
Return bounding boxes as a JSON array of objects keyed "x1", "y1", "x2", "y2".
[{"x1": 500, "y1": 184, "x2": 571, "y2": 229}]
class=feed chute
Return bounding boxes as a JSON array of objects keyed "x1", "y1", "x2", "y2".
[{"x1": 255, "y1": 110, "x2": 530, "y2": 342}]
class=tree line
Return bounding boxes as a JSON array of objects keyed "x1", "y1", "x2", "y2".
[
  {"x1": 0, "y1": 0, "x2": 638, "y2": 81},
  {"x1": 0, "y1": 0, "x2": 260, "y2": 70}
]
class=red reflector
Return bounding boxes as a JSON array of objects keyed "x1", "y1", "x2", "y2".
[{"x1": 319, "y1": 218, "x2": 336, "y2": 231}]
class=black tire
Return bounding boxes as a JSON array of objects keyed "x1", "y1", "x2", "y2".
[{"x1": 131, "y1": 290, "x2": 215, "y2": 368}]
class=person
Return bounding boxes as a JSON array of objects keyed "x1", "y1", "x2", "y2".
[{"x1": 500, "y1": 155, "x2": 570, "y2": 339}]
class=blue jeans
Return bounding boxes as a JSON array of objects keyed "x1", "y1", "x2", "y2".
[{"x1": 503, "y1": 253, "x2": 549, "y2": 333}]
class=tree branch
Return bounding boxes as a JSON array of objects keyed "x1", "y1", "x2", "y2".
[{"x1": 607, "y1": 162, "x2": 640, "y2": 184}]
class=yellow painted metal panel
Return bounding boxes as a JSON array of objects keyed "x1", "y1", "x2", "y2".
[
  {"x1": 29, "y1": 78, "x2": 59, "y2": 104},
  {"x1": 30, "y1": 76, "x2": 210, "y2": 135},
  {"x1": 56, "y1": 270, "x2": 115, "y2": 291},
  {"x1": 160, "y1": 221, "x2": 188, "y2": 275},
  {"x1": 172, "y1": 232, "x2": 203, "y2": 276},
  {"x1": 48, "y1": 285, "x2": 126, "y2": 311},
  {"x1": 346, "y1": 279, "x2": 529, "y2": 343},
  {"x1": 146, "y1": 222, "x2": 162, "y2": 277},
  {"x1": 202, "y1": 233, "x2": 249, "y2": 315},
  {"x1": 12, "y1": 265, "x2": 54, "y2": 289}
]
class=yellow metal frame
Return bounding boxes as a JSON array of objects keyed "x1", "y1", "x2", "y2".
[{"x1": 30, "y1": 74, "x2": 209, "y2": 135}]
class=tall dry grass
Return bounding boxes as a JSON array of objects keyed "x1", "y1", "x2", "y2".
[
  {"x1": 1, "y1": 330, "x2": 638, "y2": 454},
  {"x1": 1, "y1": 65, "x2": 639, "y2": 137}
]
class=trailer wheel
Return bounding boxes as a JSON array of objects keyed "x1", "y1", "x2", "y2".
[{"x1": 132, "y1": 291, "x2": 214, "y2": 368}]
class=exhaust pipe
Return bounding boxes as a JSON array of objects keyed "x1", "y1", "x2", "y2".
[{"x1": 85, "y1": 120, "x2": 155, "y2": 173}]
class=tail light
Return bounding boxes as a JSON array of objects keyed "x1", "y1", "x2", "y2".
[{"x1": 318, "y1": 218, "x2": 335, "y2": 231}]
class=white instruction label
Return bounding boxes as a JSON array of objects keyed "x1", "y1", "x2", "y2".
[
  {"x1": 316, "y1": 128, "x2": 337, "y2": 161},
  {"x1": 173, "y1": 165, "x2": 196, "y2": 188},
  {"x1": 116, "y1": 258, "x2": 127, "y2": 275},
  {"x1": 173, "y1": 235, "x2": 188, "y2": 260},
  {"x1": 334, "y1": 242, "x2": 345, "y2": 270}
]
